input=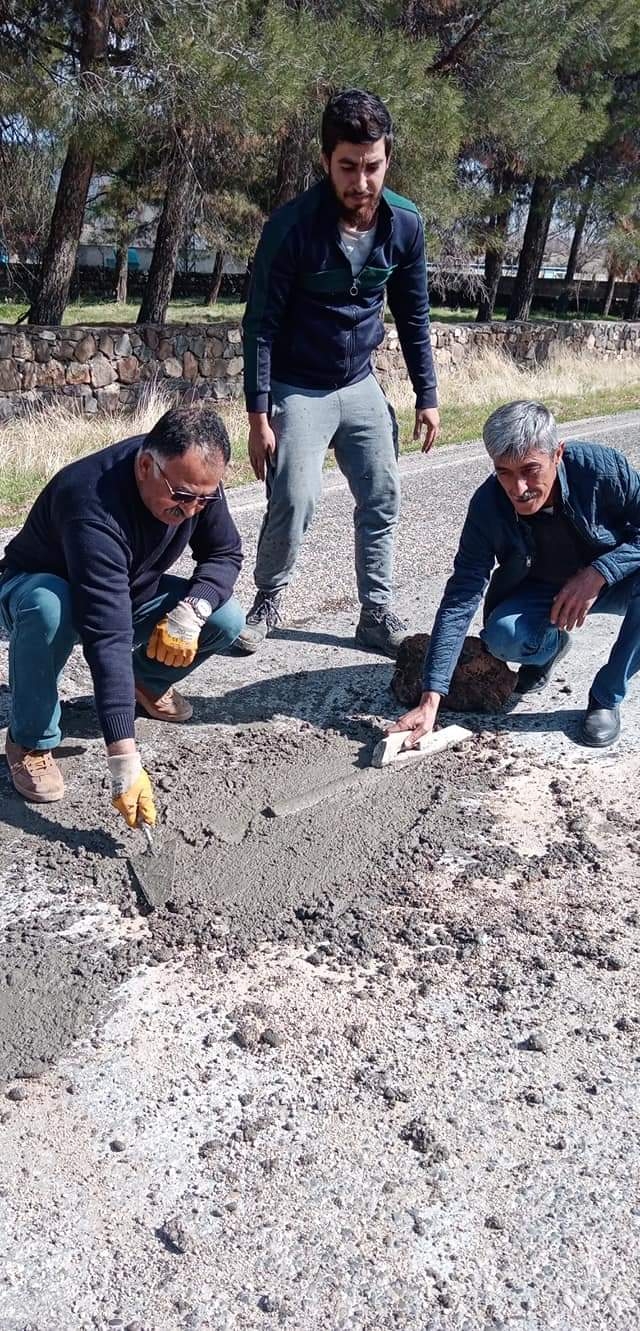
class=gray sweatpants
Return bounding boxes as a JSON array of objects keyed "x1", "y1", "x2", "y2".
[{"x1": 254, "y1": 374, "x2": 400, "y2": 608}]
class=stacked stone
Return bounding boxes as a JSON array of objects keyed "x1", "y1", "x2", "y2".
[
  {"x1": 0, "y1": 323, "x2": 244, "y2": 419},
  {"x1": 377, "y1": 318, "x2": 640, "y2": 381}
]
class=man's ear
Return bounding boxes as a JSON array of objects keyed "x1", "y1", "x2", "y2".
[
  {"x1": 137, "y1": 450, "x2": 153, "y2": 479},
  {"x1": 320, "y1": 151, "x2": 329, "y2": 175},
  {"x1": 556, "y1": 440, "x2": 565, "y2": 463}
]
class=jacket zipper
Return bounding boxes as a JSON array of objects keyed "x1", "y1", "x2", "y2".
[{"x1": 515, "y1": 513, "x2": 533, "y2": 569}]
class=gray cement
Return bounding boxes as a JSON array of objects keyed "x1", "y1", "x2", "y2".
[{"x1": 0, "y1": 410, "x2": 639, "y2": 1329}]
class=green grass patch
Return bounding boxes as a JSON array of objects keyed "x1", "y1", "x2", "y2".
[
  {"x1": 0, "y1": 296, "x2": 620, "y2": 330},
  {"x1": 0, "y1": 296, "x2": 247, "y2": 326},
  {"x1": 393, "y1": 383, "x2": 640, "y2": 455},
  {"x1": 0, "y1": 466, "x2": 50, "y2": 520}
]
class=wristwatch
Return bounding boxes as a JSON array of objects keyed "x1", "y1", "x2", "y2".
[{"x1": 184, "y1": 596, "x2": 212, "y2": 624}]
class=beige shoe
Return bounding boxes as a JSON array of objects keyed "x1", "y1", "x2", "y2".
[
  {"x1": 5, "y1": 736, "x2": 65, "y2": 803},
  {"x1": 134, "y1": 683, "x2": 193, "y2": 723}
]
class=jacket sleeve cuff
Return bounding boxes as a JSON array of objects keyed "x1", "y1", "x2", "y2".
[
  {"x1": 245, "y1": 392, "x2": 270, "y2": 414},
  {"x1": 421, "y1": 672, "x2": 450, "y2": 695},
  {"x1": 101, "y1": 709, "x2": 136, "y2": 746},
  {"x1": 591, "y1": 557, "x2": 616, "y2": 585},
  {"x1": 416, "y1": 389, "x2": 439, "y2": 410},
  {"x1": 188, "y1": 578, "x2": 223, "y2": 608}
]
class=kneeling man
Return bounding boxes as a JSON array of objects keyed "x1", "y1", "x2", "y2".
[
  {"x1": 392, "y1": 400, "x2": 640, "y2": 748},
  {"x1": 0, "y1": 405, "x2": 244, "y2": 823}
]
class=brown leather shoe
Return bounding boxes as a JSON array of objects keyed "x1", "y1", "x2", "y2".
[
  {"x1": 134, "y1": 683, "x2": 193, "y2": 723},
  {"x1": 5, "y1": 736, "x2": 65, "y2": 803}
]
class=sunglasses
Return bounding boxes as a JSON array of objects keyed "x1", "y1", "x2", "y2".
[{"x1": 152, "y1": 457, "x2": 222, "y2": 506}]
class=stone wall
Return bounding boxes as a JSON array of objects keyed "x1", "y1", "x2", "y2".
[
  {"x1": 0, "y1": 317, "x2": 638, "y2": 419},
  {"x1": 377, "y1": 317, "x2": 640, "y2": 384},
  {"x1": 0, "y1": 323, "x2": 244, "y2": 419}
]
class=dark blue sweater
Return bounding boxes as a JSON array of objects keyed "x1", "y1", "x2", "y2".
[
  {"x1": 243, "y1": 180, "x2": 438, "y2": 412},
  {"x1": 0, "y1": 435, "x2": 242, "y2": 744}
]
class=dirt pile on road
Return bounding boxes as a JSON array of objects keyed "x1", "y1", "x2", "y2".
[{"x1": 392, "y1": 633, "x2": 517, "y2": 711}]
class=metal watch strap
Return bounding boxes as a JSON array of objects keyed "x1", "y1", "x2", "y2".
[{"x1": 184, "y1": 596, "x2": 212, "y2": 625}]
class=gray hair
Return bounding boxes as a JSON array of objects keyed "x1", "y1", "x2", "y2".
[{"x1": 482, "y1": 401, "x2": 559, "y2": 463}]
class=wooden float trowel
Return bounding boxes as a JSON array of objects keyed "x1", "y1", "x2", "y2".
[{"x1": 128, "y1": 821, "x2": 177, "y2": 910}]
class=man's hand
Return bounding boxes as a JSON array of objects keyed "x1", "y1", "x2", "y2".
[
  {"x1": 147, "y1": 599, "x2": 210, "y2": 668},
  {"x1": 248, "y1": 412, "x2": 277, "y2": 481},
  {"x1": 385, "y1": 690, "x2": 442, "y2": 748},
  {"x1": 414, "y1": 407, "x2": 440, "y2": 455},
  {"x1": 108, "y1": 750, "x2": 157, "y2": 829},
  {"x1": 550, "y1": 566, "x2": 606, "y2": 631}
]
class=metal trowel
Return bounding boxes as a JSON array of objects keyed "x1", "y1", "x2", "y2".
[{"x1": 128, "y1": 821, "x2": 177, "y2": 910}]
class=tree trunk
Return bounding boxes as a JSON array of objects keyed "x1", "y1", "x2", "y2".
[
  {"x1": 27, "y1": 0, "x2": 110, "y2": 325},
  {"x1": 507, "y1": 177, "x2": 556, "y2": 322},
  {"x1": 477, "y1": 208, "x2": 511, "y2": 322},
  {"x1": 273, "y1": 117, "x2": 311, "y2": 208},
  {"x1": 204, "y1": 249, "x2": 223, "y2": 306},
  {"x1": 564, "y1": 193, "x2": 591, "y2": 282},
  {"x1": 557, "y1": 192, "x2": 592, "y2": 315},
  {"x1": 114, "y1": 240, "x2": 128, "y2": 304},
  {"x1": 624, "y1": 281, "x2": 640, "y2": 321},
  {"x1": 137, "y1": 128, "x2": 194, "y2": 325},
  {"x1": 602, "y1": 269, "x2": 617, "y2": 318}
]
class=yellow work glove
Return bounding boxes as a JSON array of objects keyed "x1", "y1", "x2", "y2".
[
  {"x1": 146, "y1": 597, "x2": 211, "y2": 669},
  {"x1": 108, "y1": 753, "x2": 157, "y2": 829}
]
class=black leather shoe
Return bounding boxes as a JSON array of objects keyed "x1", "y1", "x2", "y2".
[
  {"x1": 515, "y1": 630, "x2": 571, "y2": 696},
  {"x1": 580, "y1": 691, "x2": 621, "y2": 747}
]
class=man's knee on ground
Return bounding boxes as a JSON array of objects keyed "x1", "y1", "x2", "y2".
[{"x1": 16, "y1": 583, "x2": 73, "y2": 643}]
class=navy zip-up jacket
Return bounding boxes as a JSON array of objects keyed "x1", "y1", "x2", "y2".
[
  {"x1": 0, "y1": 436, "x2": 242, "y2": 745},
  {"x1": 243, "y1": 178, "x2": 438, "y2": 412},
  {"x1": 423, "y1": 441, "x2": 640, "y2": 695}
]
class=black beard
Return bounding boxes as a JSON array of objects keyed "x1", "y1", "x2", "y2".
[
  {"x1": 341, "y1": 200, "x2": 380, "y2": 229},
  {"x1": 329, "y1": 180, "x2": 381, "y2": 230}
]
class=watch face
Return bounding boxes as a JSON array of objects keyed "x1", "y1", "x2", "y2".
[{"x1": 187, "y1": 597, "x2": 212, "y2": 620}]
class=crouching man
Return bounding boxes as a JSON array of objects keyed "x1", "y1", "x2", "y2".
[
  {"x1": 0, "y1": 405, "x2": 244, "y2": 823},
  {"x1": 391, "y1": 400, "x2": 640, "y2": 749}
]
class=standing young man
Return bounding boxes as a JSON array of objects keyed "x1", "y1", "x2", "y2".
[{"x1": 238, "y1": 88, "x2": 440, "y2": 658}]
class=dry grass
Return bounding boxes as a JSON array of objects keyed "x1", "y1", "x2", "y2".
[
  {"x1": 1, "y1": 346, "x2": 638, "y2": 523},
  {"x1": 388, "y1": 344, "x2": 640, "y2": 414}
]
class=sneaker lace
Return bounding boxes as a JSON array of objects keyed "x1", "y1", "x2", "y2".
[
  {"x1": 24, "y1": 750, "x2": 51, "y2": 773},
  {"x1": 252, "y1": 594, "x2": 283, "y2": 628}
]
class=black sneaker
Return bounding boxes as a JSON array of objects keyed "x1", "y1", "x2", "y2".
[
  {"x1": 515, "y1": 630, "x2": 571, "y2": 696},
  {"x1": 579, "y1": 691, "x2": 621, "y2": 747},
  {"x1": 235, "y1": 590, "x2": 283, "y2": 654},
  {"x1": 354, "y1": 607, "x2": 409, "y2": 659}
]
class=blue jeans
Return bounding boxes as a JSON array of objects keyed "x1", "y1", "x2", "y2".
[
  {"x1": 255, "y1": 374, "x2": 400, "y2": 607},
  {"x1": 0, "y1": 570, "x2": 245, "y2": 750},
  {"x1": 481, "y1": 573, "x2": 640, "y2": 708}
]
